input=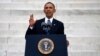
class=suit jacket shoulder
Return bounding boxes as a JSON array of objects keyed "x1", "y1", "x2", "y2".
[
  {"x1": 36, "y1": 18, "x2": 45, "y2": 23},
  {"x1": 51, "y1": 18, "x2": 64, "y2": 34},
  {"x1": 53, "y1": 18, "x2": 64, "y2": 25}
]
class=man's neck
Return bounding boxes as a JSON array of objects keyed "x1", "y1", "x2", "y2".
[
  {"x1": 45, "y1": 17, "x2": 53, "y2": 23},
  {"x1": 46, "y1": 16, "x2": 53, "y2": 19}
]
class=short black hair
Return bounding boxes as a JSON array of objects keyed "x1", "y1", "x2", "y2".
[{"x1": 44, "y1": 2, "x2": 55, "y2": 8}]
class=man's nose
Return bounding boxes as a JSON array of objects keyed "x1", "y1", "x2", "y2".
[
  {"x1": 47, "y1": 9, "x2": 51, "y2": 12},
  {"x1": 46, "y1": 7, "x2": 50, "y2": 10}
]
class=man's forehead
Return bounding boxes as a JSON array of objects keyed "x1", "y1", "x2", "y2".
[
  {"x1": 45, "y1": 3, "x2": 54, "y2": 7},
  {"x1": 44, "y1": 2, "x2": 55, "y2": 8}
]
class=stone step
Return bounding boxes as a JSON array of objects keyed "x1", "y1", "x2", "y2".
[
  {"x1": 0, "y1": 23, "x2": 100, "y2": 30},
  {"x1": 0, "y1": 15, "x2": 100, "y2": 23},
  {"x1": 0, "y1": 51, "x2": 100, "y2": 56},
  {"x1": 0, "y1": 0, "x2": 100, "y2": 3},
  {"x1": 0, "y1": 52, "x2": 100, "y2": 56},
  {"x1": 0, "y1": 10, "x2": 100, "y2": 19},
  {"x1": 0, "y1": 22, "x2": 100, "y2": 37},
  {"x1": 0, "y1": 22, "x2": 100, "y2": 30},
  {"x1": 69, "y1": 52, "x2": 100, "y2": 56},
  {"x1": 0, "y1": 15, "x2": 100, "y2": 24},
  {"x1": 0, "y1": 37, "x2": 100, "y2": 53},
  {"x1": 0, "y1": 2, "x2": 100, "y2": 10}
]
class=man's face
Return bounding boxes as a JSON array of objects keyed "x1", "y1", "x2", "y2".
[{"x1": 44, "y1": 3, "x2": 55, "y2": 18}]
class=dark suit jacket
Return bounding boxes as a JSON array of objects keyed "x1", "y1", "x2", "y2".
[{"x1": 26, "y1": 18, "x2": 64, "y2": 35}]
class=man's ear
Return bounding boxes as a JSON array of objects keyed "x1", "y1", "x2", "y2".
[{"x1": 54, "y1": 9, "x2": 56, "y2": 13}]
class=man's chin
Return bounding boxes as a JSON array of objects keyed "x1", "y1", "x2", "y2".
[
  {"x1": 46, "y1": 16, "x2": 53, "y2": 18},
  {"x1": 46, "y1": 14, "x2": 53, "y2": 17}
]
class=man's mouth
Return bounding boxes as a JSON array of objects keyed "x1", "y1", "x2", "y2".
[{"x1": 46, "y1": 12, "x2": 51, "y2": 14}]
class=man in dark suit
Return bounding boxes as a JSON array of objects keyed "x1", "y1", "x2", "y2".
[
  {"x1": 26, "y1": 1, "x2": 69, "y2": 45},
  {"x1": 25, "y1": 2, "x2": 69, "y2": 56},
  {"x1": 26, "y1": 2, "x2": 64, "y2": 35},
  {"x1": 25, "y1": 2, "x2": 69, "y2": 45}
]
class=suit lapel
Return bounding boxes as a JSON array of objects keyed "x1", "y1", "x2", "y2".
[
  {"x1": 52, "y1": 19, "x2": 56, "y2": 27},
  {"x1": 39, "y1": 18, "x2": 45, "y2": 34},
  {"x1": 50, "y1": 19, "x2": 57, "y2": 33},
  {"x1": 41, "y1": 18, "x2": 45, "y2": 22}
]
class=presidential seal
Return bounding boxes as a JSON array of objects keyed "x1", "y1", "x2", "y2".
[{"x1": 38, "y1": 38, "x2": 54, "y2": 55}]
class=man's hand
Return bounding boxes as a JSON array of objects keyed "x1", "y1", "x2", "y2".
[{"x1": 29, "y1": 14, "x2": 36, "y2": 27}]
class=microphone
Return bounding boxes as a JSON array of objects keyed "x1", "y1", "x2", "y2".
[
  {"x1": 47, "y1": 22, "x2": 52, "y2": 31},
  {"x1": 41, "y1": 22, "x2": 52, "y2": 34},
  {"x1": 41, "y1": 22, "x2": 47, "y2": 31}
]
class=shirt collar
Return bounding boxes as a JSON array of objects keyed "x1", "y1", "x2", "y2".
[{"x1": 45, "y1": 17, "x2": 53, "y2": 23}]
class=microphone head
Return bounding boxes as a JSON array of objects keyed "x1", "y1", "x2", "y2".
[
  {"x1": 41, "y1": 22, "x2": 52, "y2": 31},
  {"x1": 47, "y1": 23, "x2": 52, "y2": 26},
  {"x1": 41, "y1": 22, "x2": 47, "y2": 30},
  {"x1": 47, "y1": 22, "x2": 52, "y2": 28},
  {"x1": 41, "y1": 22, "x2": 47, "y2": 27}
]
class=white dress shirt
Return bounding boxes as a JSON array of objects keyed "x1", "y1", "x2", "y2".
[{"x1": 45, "y1": 17, "x2": 53, "y2": 23}]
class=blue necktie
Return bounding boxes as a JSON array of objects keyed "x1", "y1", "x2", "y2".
[
  {"x1": 46, "y1": 20, "x2": 52, "y2": 35},
  {"x1": 47, "y1": 20, "x2": 51, "y2": 24}
]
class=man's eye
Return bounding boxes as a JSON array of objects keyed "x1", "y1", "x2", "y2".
[
  {"x1": 49, "y1": 7, "x2": 52, "y2": 9},
  {"x1": 45, "y1": 7, "x2": 48, "y2": 9}
]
